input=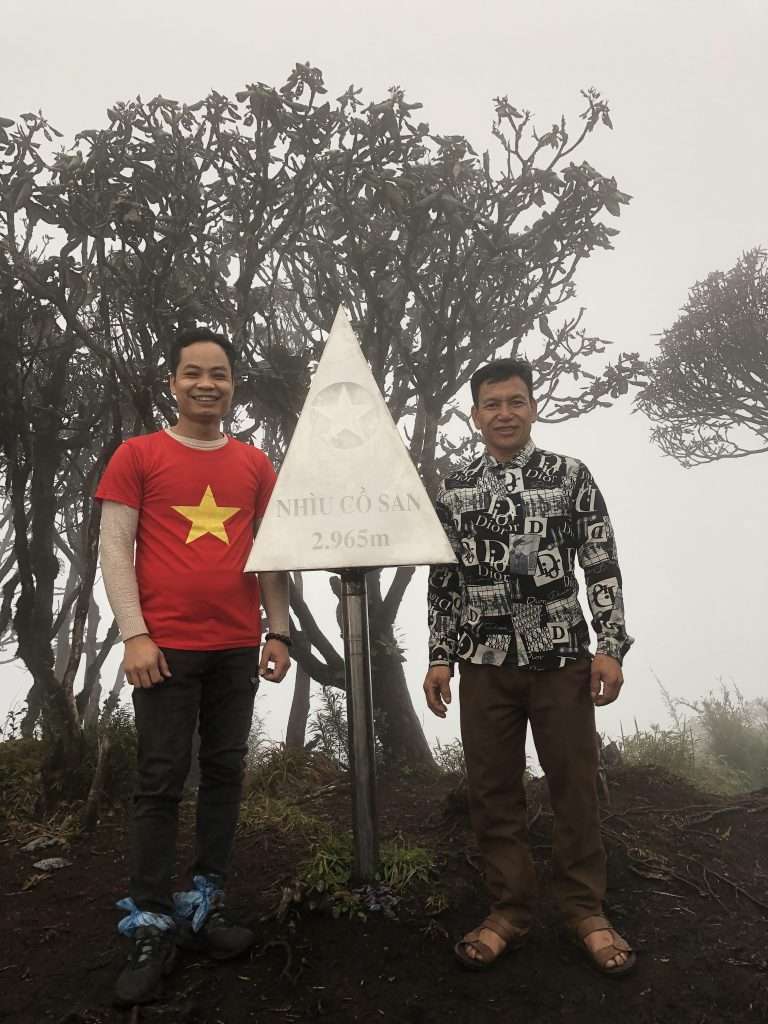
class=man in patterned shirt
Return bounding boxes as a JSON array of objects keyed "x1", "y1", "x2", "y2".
[{"x1": 424, "y1": 358, "x2": 635, "y2": 976}]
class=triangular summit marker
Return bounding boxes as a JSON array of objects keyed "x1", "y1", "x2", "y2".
[{"x1": 245, "y1": 307, "x2": 457, "y2": 572}]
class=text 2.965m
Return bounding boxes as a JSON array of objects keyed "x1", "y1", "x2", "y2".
[{"x1": 311, "y1": 529, "x2": 390, "y2": 551}]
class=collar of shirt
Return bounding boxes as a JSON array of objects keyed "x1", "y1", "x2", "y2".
[{"x1": 482, "y1": 438, "x2": 536, "y2": 473}]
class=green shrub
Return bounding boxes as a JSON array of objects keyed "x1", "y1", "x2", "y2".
[
  {"x1": 0, "y1": 707, "x2": 26, "y2": 742},
  {"x1": 100, "y1": 706, "x2": 138, "y2": 803},
  {"x1": 0, "y1": 736, "x2": 43, "y2": 826},
  {"x1": 307, "y1": 688, "x2": 350, "y2": 769},
  {"x1": 244, "y1": 743, "x2": 339, "y2": 798},
  {"x1": 299, "y1": 831, "x2": 355, "y2": 893},
  {"x1": 306, "y1": 688, "x2": 386, "y2": 771},
  {"x1": 244, "y1": 709, "x2": 271, "y2": 774},
  {"x1": 238, "y1": 793, "x2": 324, "y2": 837},
  {"x1": 693, "y1": 688, "x2": 768, "y2": 790},
  {"x1": 620, "y1": 721, "x2": 697, "y2": 779},
  {"x1": 299, "y1": 831, "x2": 435, "y2": 896}
]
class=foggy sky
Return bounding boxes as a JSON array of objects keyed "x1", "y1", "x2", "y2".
[{"x1": 2, "y1": 0, "x2": 766, "y2": 746}]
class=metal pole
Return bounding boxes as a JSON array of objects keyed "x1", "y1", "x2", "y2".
[{"x1": 339, "y1": 568, "x2": 379, "y2": 882}]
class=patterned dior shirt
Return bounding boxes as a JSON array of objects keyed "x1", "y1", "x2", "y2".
[{"x1": 428, "y1": 439, "x2": 633, "y2": 671}]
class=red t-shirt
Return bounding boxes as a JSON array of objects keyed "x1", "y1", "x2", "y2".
[{"x1": 95, "y1": 431, "x2": 276, "y2": 650}]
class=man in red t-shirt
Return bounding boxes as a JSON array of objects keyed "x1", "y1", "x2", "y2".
[{"x1": 96, "y1": 327, "x2": 290, "y2": 1006}]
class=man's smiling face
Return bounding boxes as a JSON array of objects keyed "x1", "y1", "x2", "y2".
[
  {"x1": 170, "y1": 341, "x2": 234, "y2": 428},
  {"x1": 471, "y1": 374, "x2": 537, "y2": 461}
]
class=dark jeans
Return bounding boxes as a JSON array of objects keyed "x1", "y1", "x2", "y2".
[
  {"x1": 130, "y1": 646, "x2": 259, "y2": 915},
  {"x1": 459, "y1": 656, "x2": 606, "y2": 932}
]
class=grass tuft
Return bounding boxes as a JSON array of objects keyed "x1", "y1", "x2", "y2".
[
  {"x1": 379, "y1": 833, "x2": 436, "y2": 889},
  {"x1": 618, "y1": 683, "x2": 768, "y2": 795}
]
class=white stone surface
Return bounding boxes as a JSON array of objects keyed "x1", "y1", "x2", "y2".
[
  {"x1": 246, "y1": 307, "x2": 457, "y2": 572},
  {"x1": 32, "y1": 857, "x2": 72, "y2": 871}
]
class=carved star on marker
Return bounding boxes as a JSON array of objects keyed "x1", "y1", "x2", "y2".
[
  {"x1": 172, "y1": 485, "x2": 241, "y2": 544},
  {"x1": 311, "y1": 382, "x2": 378, "y2": 449}
]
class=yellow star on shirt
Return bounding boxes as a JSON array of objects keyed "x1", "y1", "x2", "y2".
[{"x1": 172, "y1": 485, "x2": 241, "y2": 544}]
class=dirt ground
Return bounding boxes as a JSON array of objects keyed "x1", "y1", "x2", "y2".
[{"x1": 1, "y1": 765, "x2": 767, "y2": 1024}]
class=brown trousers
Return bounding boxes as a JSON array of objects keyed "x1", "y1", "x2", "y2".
[{"x1": 459, "y1": 656, "x2": 606, "y2": 932}]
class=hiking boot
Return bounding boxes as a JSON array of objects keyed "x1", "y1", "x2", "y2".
[
  {"x1": 176, "y1": 907, "x2": 255, "y2": 960},
  {"x1": 114, "y1": 924, "x2": 177, "y2": 1006}
]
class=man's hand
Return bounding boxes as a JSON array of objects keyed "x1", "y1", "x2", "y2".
[
  {"x1": 123, "y1": 634, "x2": 172, "y2": 688},
  {"x1": 423, "y1": 665, "x2": 453, "y2": 718},
  {"x1": 260, "y1": 638, "x2": 291, "y2": 683},
  {"x1": 590, "y1": 654, "x2": 624, "y2": 706}
]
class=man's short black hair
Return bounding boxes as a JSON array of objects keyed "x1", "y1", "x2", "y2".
[
  {"x1": 471, "y1": 358, "x2": 535, "y2": 405},
  {"x1": 169, "y1": 326, "x2": 236, "y2": 376}
]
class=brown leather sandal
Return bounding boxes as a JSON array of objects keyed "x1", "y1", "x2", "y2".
[
  {"x1": 566, "y1": 914, "x2": 636, "y2": 977},
  {"x1": 454, "y1": 916, "x2": 528, "y2": 971}
]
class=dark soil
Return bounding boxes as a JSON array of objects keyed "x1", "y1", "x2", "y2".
[{"x1": 1, "y1": 765, "x2": 767, "y2": 1024}]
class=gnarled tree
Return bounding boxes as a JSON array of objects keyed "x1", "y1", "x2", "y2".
[
  {"x1": 253, "y1": 83, "x2": 642, "y2": 761},
  {"x1": 0, "y1": 68, "x2": 642, "y2": 798},
  {"x1": 637, "y1": 248, "x2": 768, "y2": 466}
]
